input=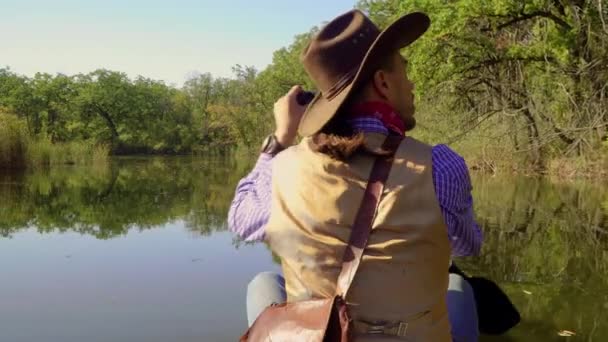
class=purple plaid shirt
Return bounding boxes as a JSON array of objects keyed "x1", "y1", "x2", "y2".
[{"x1": 227, "y1": 117, "x2": 482, "y2": 256}]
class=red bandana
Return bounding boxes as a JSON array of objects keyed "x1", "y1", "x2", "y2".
[{"x1": 349, "y1": 101, "x2": 406, "y2": 136}]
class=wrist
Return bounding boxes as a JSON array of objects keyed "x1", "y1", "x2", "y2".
[
  {"x1": 274, "y1": 130, "x2": 296, "y2": 147},
  {"x1": 261, "y1": 133, "x2": 288, "y2": 156}
]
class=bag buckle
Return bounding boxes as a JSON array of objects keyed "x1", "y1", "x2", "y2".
[
  {"x1": 397, "y1": 322, "x2": 408, "y2": 337},
  {"x1": 366, "y1": 324, "x2": 386, "y2": 335},
  {"x1": 365, "y1": 321, "x2": 408, "y2": 337}
]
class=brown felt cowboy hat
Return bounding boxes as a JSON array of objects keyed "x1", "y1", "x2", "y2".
[{"x1": 298, "y1": 9, "x2": 430, "y2": 136}]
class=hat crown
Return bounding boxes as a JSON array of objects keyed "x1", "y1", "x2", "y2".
[
  {"x1": 301, "y1": 10, "x2": 380, "y2": 98},
  {"x1": 297, "y1": 10, "x2": 430, "y2": 137}
]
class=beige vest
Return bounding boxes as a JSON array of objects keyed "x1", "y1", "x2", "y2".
[{"x1": 265, "y1": 133, "x2": 452, "y2": 341}]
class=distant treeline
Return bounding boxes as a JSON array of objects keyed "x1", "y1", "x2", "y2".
[{"x1": 1, "y1": 0, "x2": 606, "y2": 174}]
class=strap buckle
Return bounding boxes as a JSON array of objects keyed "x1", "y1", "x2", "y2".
[
  {"x1": 364, "y1": 321, "x2": 408, "y2": 337},
  {"x1": 366, "y1": 324, "x2": 386, "y2": 335},
  {"x1": 397, "y1": 322, "x2": 408, "y2": 337}
]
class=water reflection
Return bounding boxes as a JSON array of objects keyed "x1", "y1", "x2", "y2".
[
  {"x1": 464, "y1": 175, "x2": 608, "y2": 341},
  {"x1": 0, "y1": 158, "x2": 607, "y2": 341},
  {"x1": 0, "y1": 155, "x2": 251, "y2": 239}
]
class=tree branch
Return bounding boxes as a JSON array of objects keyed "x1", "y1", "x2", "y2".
[
  {"x1": 490, "y1": 10, "x2": 572, "y2": 31},
  {"x1": 600, "y1": 0, "x2": 608, "y2": 34},
  {"x1": 461, "y1": 56, "x2": 553, "y2": 74},
  {"x1": 446, "y1": 110, "x2": 501, "y2": 144},
  {"x1": 536, "y1": 111, "x2": 575, "y2": 145}
]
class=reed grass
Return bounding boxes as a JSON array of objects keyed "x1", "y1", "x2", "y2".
[
  {"x1": 1, "y1": 112, "x2": 110, "y2": 170},
  {"x1": 0, "y1": 112, "x2": 28, "y2": 169}
]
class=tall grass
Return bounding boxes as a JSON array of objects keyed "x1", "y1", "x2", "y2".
[
  {"x1": 91, "y1": 143, "x2": 111, "y2": 166},
  {"x1": 27, "y1": 138, "x2": 110, "y2": 168},
  {"x1": 0, "y1": 111, "x2": 110, "y2": 170},
  {"x1": 0, "y1": 111, "x2": 28, "y2": 169},
  {"x1": 25, "y1": 138, "x2": 110, "y2": 168}
]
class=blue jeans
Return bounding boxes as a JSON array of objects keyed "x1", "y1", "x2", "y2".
[{"x1": 246, "y1": 272, "x2": 479, "y2": 342}]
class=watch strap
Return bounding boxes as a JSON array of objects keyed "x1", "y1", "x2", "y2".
[{"x1": 261, "y1": 134, "x2": 286, "y2": 156}]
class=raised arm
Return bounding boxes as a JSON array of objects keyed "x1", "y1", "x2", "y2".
[{"x1": 228, "y1": 85, "x2": 308, "y2": 242}]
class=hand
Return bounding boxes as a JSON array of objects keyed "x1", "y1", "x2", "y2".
[{"x1": 273, "y1": 85, "x2": 307, "y2": 146}]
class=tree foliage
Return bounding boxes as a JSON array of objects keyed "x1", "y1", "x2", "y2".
[
  {"x1": 358, "y1": 0, "x2": 608, "y2": 170},
  {"x1": 1, "y1": 0, "x2": 606, "y2": 172}
]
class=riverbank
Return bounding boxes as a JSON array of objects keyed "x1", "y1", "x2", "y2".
[
  {"x1": 0, "y1": 112, "x2": 109, "y2": 170},
  {"x1": 3, "y1": 110, "x2": 606, "y2": 178},
  {"x1": 464, "y1": 153, "x2": 608, "y2": 180}
]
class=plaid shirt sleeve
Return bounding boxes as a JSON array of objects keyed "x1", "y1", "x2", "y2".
[
  {"x1": 432, "y1": 144, "x2": 483, "y2": 256},
  {"x1": 227, "y1": 153, "x2": 273, "y2": 242}
]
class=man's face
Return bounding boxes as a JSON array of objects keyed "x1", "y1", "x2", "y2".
[{"x1": 385, "y1": 53, "x2": 416, "y2": 131}]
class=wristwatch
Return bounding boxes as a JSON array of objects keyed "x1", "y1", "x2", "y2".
[{"x1": 260, "y1": 134, "x2": 286, "y2": 156}]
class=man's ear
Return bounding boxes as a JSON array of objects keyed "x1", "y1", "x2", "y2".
[{"x1": 372, "y1": 70, "x2": 390, "y2": 100}]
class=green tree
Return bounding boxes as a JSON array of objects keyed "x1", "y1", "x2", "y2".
[
  {"x1": 358, "y1": 0, "x2": 608, "y2": 170},
  {"x1": 72, "y1": 70, "x2": 130, "y2": 147},
  {"x1": 0, "y1": 68, "x2": 38, "y2": 133},
  {"x1": 30, "y1": 73, "x2": 77, "y2": 141}
]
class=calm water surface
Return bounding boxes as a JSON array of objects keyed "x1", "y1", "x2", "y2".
[{"x1": 0, "y1": 156, "x2": 606, "y2": 341}]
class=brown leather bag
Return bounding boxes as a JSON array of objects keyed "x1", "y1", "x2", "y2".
[{"x1": 240, "y1": 136, "x2": 402, "y2": 342}]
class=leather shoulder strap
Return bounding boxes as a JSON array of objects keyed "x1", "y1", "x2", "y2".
[{"x1": 335, "y1": 135, "x2": 403, "y2": 297}]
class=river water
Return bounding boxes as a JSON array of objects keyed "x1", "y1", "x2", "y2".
[{"x1": 0, "y1": 156, "x2": 606, "y2": 341}]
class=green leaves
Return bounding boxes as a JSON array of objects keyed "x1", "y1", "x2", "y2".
[
  {"x1": 357, "y1": 0, "x2": 607, "y2": 170},
  {"x1": 1, "y1": 0, "x2": 605, "y2": 166}
]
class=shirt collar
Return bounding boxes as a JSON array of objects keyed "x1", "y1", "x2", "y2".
[{"x1": 347, "y1": 101, "x2": 405, "y2": 136}]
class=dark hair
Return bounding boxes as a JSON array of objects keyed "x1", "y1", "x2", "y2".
[
  {"x1": 310, "y1": 112, "x2": 366, "y2": 161},
  {"x1": 310, "y1": 53, "x2": 398, "y2": 161}
]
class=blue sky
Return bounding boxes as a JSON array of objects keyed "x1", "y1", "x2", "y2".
[{"x1": 1, "y1": 0, "x2": 356, "y2": 86}]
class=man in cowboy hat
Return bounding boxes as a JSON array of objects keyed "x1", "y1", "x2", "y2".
[{"x1": 229, "y1": 9, "x2": 482, "y2": 341}]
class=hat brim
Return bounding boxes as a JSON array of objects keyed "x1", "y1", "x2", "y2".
[{"x1": 298, "y1": 12, "x2": 430, "y2": 137}]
